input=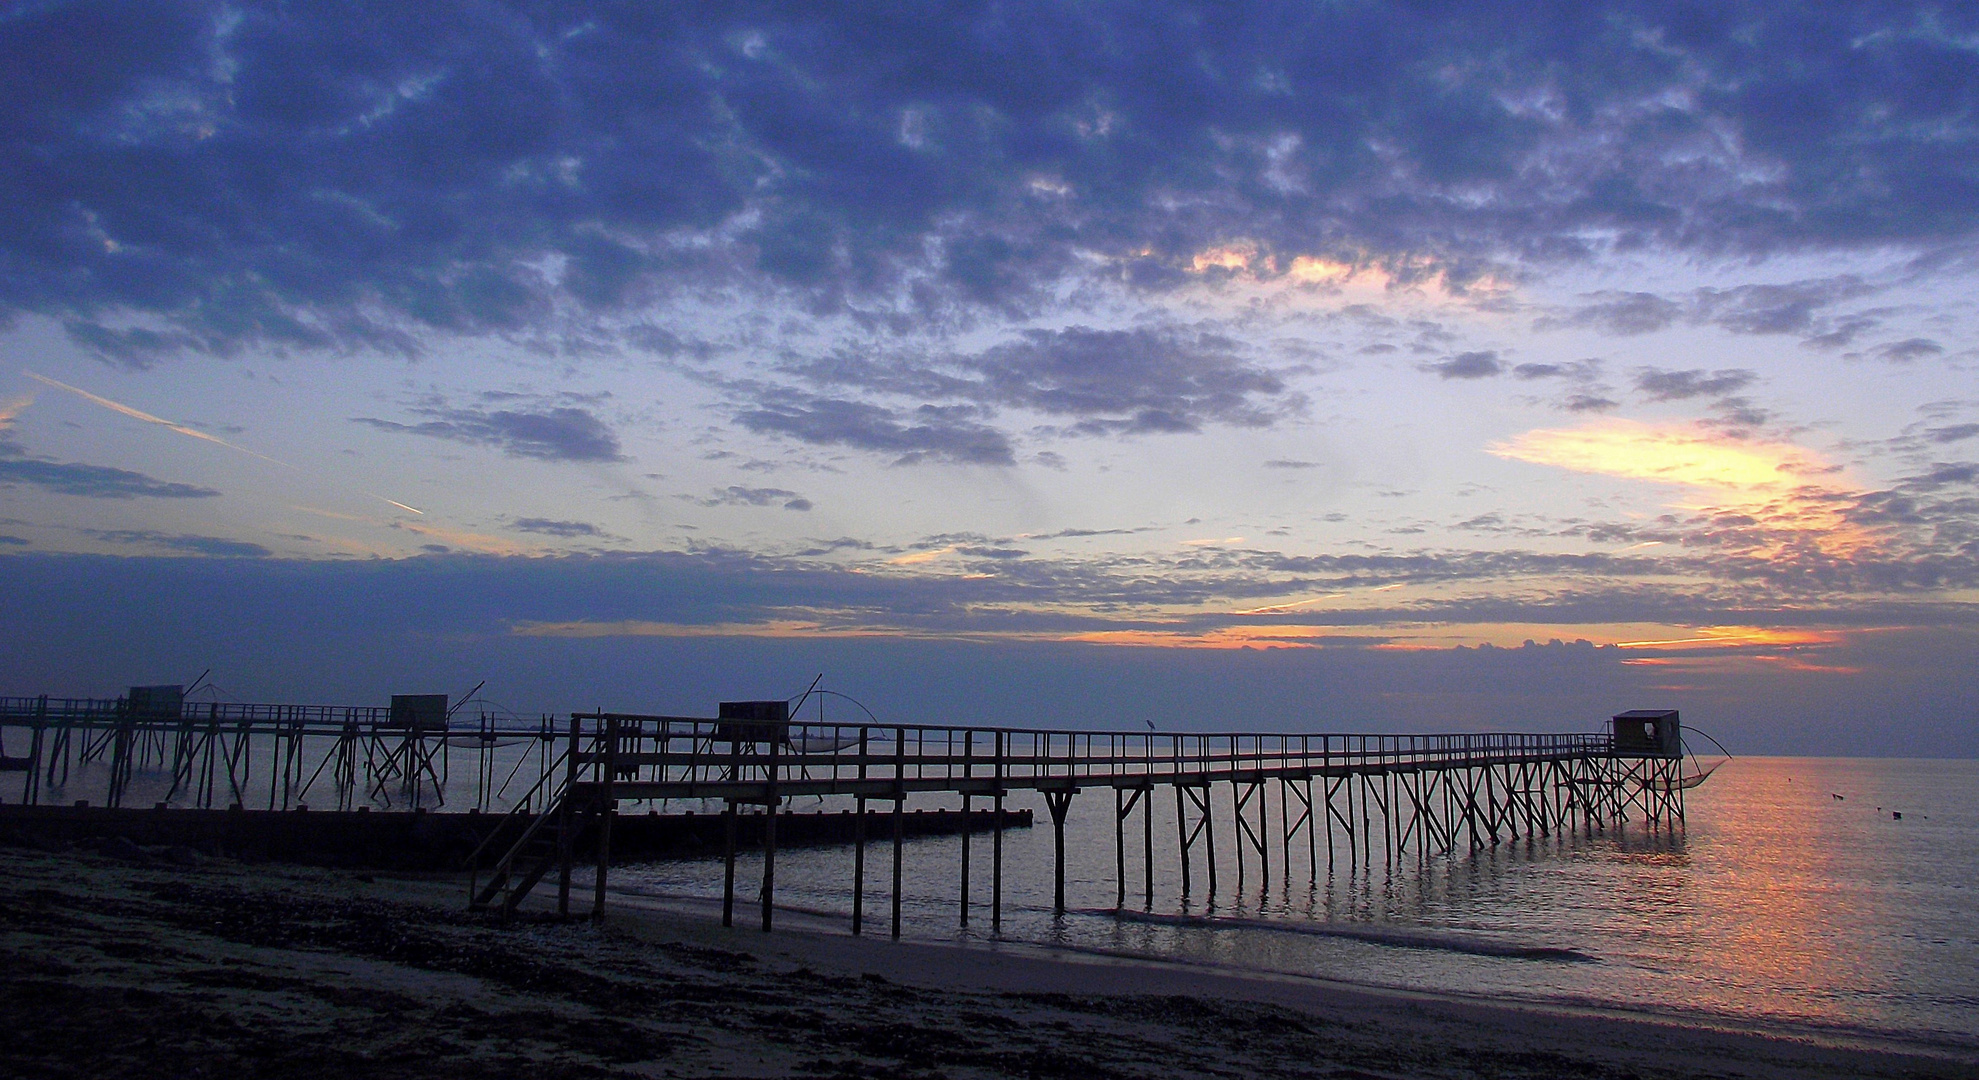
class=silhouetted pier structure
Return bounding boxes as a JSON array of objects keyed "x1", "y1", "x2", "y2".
[
  {"x1": 0, "y1": 690, "x2": 553, "y2": 814},
  {"x1": 470, "y1": 703, "x2": 1689, "y2": 935},
  {"x1": 1, "y1": 690, "x2": 1690, "y2": 937}
]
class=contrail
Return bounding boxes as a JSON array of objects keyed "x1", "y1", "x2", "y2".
[
  {"x1": 25, "y1": 370, "x2": 292, "y2": 468},
  {"x1": 23, "y1": 370, "x2": 422, "y2": 515}
]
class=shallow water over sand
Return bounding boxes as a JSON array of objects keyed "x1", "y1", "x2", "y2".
[{"x1": 616, "y1": 757, "x2": 1979, "y2": 1048}]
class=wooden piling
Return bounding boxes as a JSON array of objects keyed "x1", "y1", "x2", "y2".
[
  {"x1": 1045, "y1": 788, "x2": 1073, "y2": 914},
  {"x1": 891, "y1": 726, "x2": 905, "y2": 939}
]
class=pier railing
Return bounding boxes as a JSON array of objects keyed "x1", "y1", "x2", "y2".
[
  {"x1": 0, "y1": 696, "x2": 1622, "y2": 812},
  {"x1": 567, "y1": 714, "x2": 1618, "y2": 801}
]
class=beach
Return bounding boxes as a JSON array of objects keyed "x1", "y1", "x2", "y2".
[{"x1": 1, "y1": 843, "x2": 1970, "y2": 1080}]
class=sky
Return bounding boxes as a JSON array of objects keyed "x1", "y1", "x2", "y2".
[{"x1": 1, "y1": 1, "x2": 1975, "y2": 755}]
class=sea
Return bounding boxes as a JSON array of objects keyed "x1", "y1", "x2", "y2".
[{"x1": 613, "y1": 757, "x2": 1979, "y2": 1051}]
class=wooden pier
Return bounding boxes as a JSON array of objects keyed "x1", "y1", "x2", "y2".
[
  {"x1": 1, "y1": 691, "x2": 1691, "y2": 937},
  {"x1": 470, "y1": 704, "x2": 1690, "y2": 935}
]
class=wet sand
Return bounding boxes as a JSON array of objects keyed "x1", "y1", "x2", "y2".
[{"x1": 1, "y1": 844, "x2": 1971, "y2": 1079}]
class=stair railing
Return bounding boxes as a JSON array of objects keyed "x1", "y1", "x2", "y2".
[{"x1": 465, "y1": 743, "x2": 572, "y2": 910}]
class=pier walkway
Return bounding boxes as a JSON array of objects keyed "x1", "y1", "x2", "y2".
[{"x1": 0, "y1": 693, "x2": 1689, "y2": 936}]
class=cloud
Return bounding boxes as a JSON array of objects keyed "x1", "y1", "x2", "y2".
[
  {"x1": 1427, "y1": 351, "x2": 1504, "y2": 380},
  {"x1": 1264, "y1": 459, "x2": 1321, "y2": 469},
  {"x1": 1490, "y1": 420, "x2": 1835, "y2": 491},
  {"x1": 1875, "y1": 338, "x2": 1944, "y2": 362},
  {"x1": 86, "y1": 530, "x2": 270, "y2": 557},
  {"x1": 700, "y1": 486, "x2": 813, "y2": 511},
  {"x1": 11, "y1": 5, "x2": 1979, "y2": 359},
  {"x1": 1545, "y1": 278, "x2": 1880, "y2": 344},
  {"x1": 1563, "y1": 393, "x2": 1618, "y2": 413},
  {"x1": 1689, "y1": 278, "x2": 1876, "y2": 336},
  {"x1": 0, "y1": 439, "x2": 221, "y2": 499},
  {"x1": 734, "y1": 397, "x2": 1015, "y2": 466},
  {"x1": 355, "y1": 406, "x2": 622, "y2": 462},
  {"x1": 1544, "y1": 292, "x2": 1683, "y2": 336},
  {"x1": 511, "y1": 518, "x2": 603, "y2": 538},
  {"x1": 1633, "y1": 368, "x2": 1757, "y2": 401},
  {"x1": 961, "y1": 327, "x2": 1293, "y2": 433},
  {"x1": 782, "y1": 325, "x2": 1299, "y2": 440}
]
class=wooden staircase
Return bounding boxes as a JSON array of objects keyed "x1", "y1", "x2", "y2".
[
  {"x1": 465, "y1": 735, "x2": 612, "y2": 919},
  {"x1": 466, "y1": 716, "x2": 632, "y2": 920}
]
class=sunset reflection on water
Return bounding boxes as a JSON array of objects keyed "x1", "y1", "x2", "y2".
[{"x1": 619, "y1": 756, "x2": 1978, "y2": 1046}]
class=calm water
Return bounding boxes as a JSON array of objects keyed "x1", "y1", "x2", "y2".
[{"x1": 615, "y1": 757, "x2": 1979, "y2": 1048}]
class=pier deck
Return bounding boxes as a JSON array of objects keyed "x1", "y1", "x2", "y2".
[{"x1": 1, "y1": 694, "x2": 1689, "y2": 937}]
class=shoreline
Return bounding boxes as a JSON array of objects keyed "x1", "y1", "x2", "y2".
[
  {"x1": 600, "y1": 885, "x2": 1979, "y2": 1066},
  {"x1": 3, "y1": 844, "x2": 1971, "y2": 1078}
]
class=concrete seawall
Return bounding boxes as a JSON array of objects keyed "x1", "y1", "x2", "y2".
[{"x1": 0, "y1": 803, "x2": 1032, "y2": 870}]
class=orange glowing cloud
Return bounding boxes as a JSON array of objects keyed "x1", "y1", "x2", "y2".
[
  {"x1": 1062, "y1": 624, "x2": 1349, "y2": 649},
  {"x1": 1490, "y1": 419, "x2": 1880, "y2": 557},
  {"x1": 1286, "y1": 256, "x2": 1355, "y2": 284},
  {"x1": 1490, "y1": 419, "x2": 1833, "y2": 491},
  {"x1": 1190, "y1": 244, "x2": 1256, "y2": 273},
  {"x1": 1616, "y1": 626, "x2": 1842, "y2": 649}
]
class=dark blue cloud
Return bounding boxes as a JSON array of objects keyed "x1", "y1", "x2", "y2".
[
  {"x1": 1875, "y1": 337, "x2": 1945, "y2": 362},
  {"x1": 1428, "y1": 351, "x2": 1503, "y2": 379},
  {"x1": 1542, "y1": 277, "x2": 1880, "y2": 344},
  {"x1": 778, "y1": 325, "x2": 1297, "y2": 443},
  {"x1": 0, "y1": 440, "x2": 220, "y2": 499},
  {"x1": 510, "y1": 517, "x2": 603, "y2": 537},
  {"x1": 1633, "y1": 367, "x2": 1757, "y2": 401},
  {"x1": 85, "y1": 530, "x2": 270, "y2": 557},
  {"x1": 8, "y1": 2, "x2": 1979, "y2": 360},
  {"x1": 354, "y1": 405, "x2": 622, "y2": 462},
  {"x1": 734, "y1": 397, "x2": 1015, "y2": 466},
  {"x1": 699, "y1": 486, "x2": 813, "y2": 512}
]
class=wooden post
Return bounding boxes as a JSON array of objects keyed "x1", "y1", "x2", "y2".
[
  {"x1": 1300, "y1": 739, "x2": 1314, "y2": 885},
  {"x1": 1142, "y1": 784, "x2": 1154, "y2": 907},
  {"x1": 1203, "y1": 782, "x2": 1218, "y2": 898},
  {"x1": 1231, "y1": 777, "x2": 1245, "y2": 888},
  {"x1": 1114, "y1": 786, "x2": 1126, "y2": 908},
  {"x1": 891, "y1": 726, "x2": 905, "y2": 939},
  {"x1": 1281, "y1": 776, "x2": 1304, "y2": 887},
  {"x1": 1046, "y1": 788, "x2": 1073, "y2": 914},
  {"x1": 1175, "y1": 780, "x2": 1191, "y2": 897},
  {"x1": 556, "y1": 714, "x2": 579, "y2": 917},
  {"x1": 959, "y1": 730, "x2": 971, "y2": 928},
  {"x1": 853, "y1": 724, "x2": 869, "y2": 935},
  {"x1": 593, "y1": 715, "x2": 619, "y2": 920},
  {"x1": 761, "y1": 730, "x2": 779, "y2": 932},
  {"x1": 992, "y1": 730, "x2": 1004, "y2": 932},
  {"x1": 1324, "y1": 776, "x2": 1336, "y2": 872},
  {"x1": 721, "y1": 799, "x2": 737, "y2": 928},
  {"x1": 1256, "y1": 779, "x2": 1270, "y2": 891}
]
